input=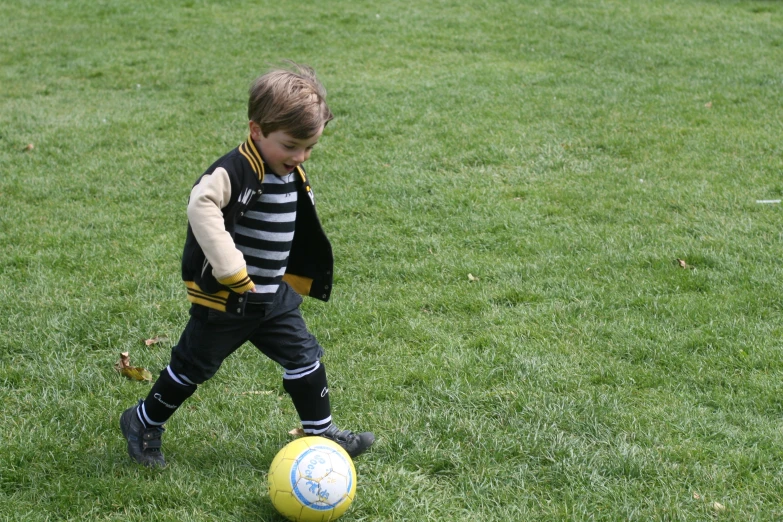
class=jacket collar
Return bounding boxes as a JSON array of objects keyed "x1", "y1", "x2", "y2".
[{"x1": 238, "y1": 136, "x2": 265, "y2": 181}]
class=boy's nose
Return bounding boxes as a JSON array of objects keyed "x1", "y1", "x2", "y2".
[{"x1": 292, "y1": 149, "x2": 307, "y2": 163}]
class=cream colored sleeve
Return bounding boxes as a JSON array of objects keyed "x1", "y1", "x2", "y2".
[{"x1": 186, "y1": 167, "x2": 248, "y2": 284}]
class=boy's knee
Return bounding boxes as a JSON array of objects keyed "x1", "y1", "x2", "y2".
[{"x1": 168, "y1": 358, "x2": 215, "y2": 386}]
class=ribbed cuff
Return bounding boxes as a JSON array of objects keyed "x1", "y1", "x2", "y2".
[{"x1": 218, "y1": 268, "x2": 254, "y2": 294}]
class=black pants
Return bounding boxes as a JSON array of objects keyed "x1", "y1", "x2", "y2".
[
  {"x1": 169, "y1": 282, "x2": 324, "y2": 384},
  {"x1": 139, "y1": 282, "x2": 332, "y2": 429}
]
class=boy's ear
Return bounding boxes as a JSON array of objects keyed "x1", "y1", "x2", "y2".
[{"x1": 249, "y1": 120, "x2": 263, "y2": 140}]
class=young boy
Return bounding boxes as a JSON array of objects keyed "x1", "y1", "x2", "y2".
[{"x1": 120, "y1": 63, "x2": 374, "y2": 468}]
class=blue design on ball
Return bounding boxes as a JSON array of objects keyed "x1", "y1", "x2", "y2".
[{"x1": 289, "y1": 444, "x2": 353, "y2": 510}]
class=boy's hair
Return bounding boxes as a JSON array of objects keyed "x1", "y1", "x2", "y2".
[{"x1": 248, "y1": 62, "x2": 333, "y2": 139}]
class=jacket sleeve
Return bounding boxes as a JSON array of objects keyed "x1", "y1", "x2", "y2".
[{"x1": 187, "y1": 167, "x2": 254, "y2": 293}]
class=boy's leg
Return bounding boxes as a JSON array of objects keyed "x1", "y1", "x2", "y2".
[
  {"x1": 119, "y1": 365, "x2": 199, "y2": 468},
  {"x1": 121, "y1": 307, "x2": 256, "y2": 467},
  {"x1": 281, "y1": 359, "x2": 375, "y2": 458},
  {"x1": 282, "y1": 361, "x2": 332, "y2": 436},
  {"x1": 138, "y1": 366, "x2": 198, "y2": 427},
  {"x1": 250, "y1": 284, "x2": 375, "y2": 457}
]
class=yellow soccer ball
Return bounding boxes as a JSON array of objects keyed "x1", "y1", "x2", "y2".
[{"x1": 268, "y1": 437, "x2": 357, "y2": 522}]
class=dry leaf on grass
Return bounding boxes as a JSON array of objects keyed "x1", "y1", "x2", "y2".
[
  {"x1": 468, "y1": 273, "x2": 479, "y2": 282},
  {"x1": 121, "y1": 366, "x2": 153, "y2": 381},
  {"x1": 144, "y1": 336, "x2": 168, "y2": 346},
  {"x1": 288, "y1": 428, "x2": 305, "y2": 437},
  {"x1": 114, "y1": 352, "x2": 131, "y2": 371},
  {"x1": 114, "y1": 351, "x2": 153, "y2": 382},
  {"x1": 676, "y1": 259, "x2": 688, "y2": 269},
  {"x1": 240, "y1": 390, "x2": 273, "y2": 396},
  {"x1": 23, "y1": 143, "x2": 34, "y2": 152}
]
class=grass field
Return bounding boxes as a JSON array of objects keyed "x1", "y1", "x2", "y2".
[{"x1": 2, "y1": 0, "x2": 783, "y2": 520}]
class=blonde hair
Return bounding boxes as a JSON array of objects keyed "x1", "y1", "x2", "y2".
[{"x1": 248, "y1": 62, "x2": 333, "y2": 139}]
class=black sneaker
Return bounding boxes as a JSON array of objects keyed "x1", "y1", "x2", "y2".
[
  {"x1": 321, "y1": 425, "x2": 375, "y2": 458},
  {"x1": 119, "y1": 400, "x2": 166, "y2": 468}
]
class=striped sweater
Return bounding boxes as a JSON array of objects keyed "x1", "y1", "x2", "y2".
[{"x1": 234, "y1": 171, "x2": 298, "y2": 303}]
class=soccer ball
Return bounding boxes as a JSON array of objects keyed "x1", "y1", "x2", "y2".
[{"x1": 268, "y1": 437, "x2": 357, "y2": 521}]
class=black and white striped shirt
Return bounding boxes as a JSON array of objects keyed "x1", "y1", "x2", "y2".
[{"x1": 234, "y1": 173, "x2": 298, "y2": 303}]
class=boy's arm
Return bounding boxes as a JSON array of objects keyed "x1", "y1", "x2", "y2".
[{"x1": 187, "y1": 168, "x2": 254, "y2": 293}]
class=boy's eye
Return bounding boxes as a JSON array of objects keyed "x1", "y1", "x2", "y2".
[{"x1": 284, "y1": 144, "x2": 296, "y2": 150}]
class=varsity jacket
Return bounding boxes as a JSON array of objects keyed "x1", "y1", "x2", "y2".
[{"x1": 181, "y1": 136, "x2": 334, "y2": 315}]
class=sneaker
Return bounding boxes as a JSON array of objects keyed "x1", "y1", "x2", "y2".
[
  {"x1": 119, "y1": 400, "x2": 166, "y2": 468},
  {"x1": 321, "y1": 424, "x2": 375, "y2": 458}
]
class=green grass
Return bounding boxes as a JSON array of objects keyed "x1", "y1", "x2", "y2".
[{"x1": 2, "y1": 0, "x2": 783, "y2": 519}]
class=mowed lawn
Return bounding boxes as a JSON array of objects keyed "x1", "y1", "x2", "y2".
[{"x1": 1, "y1": 0, "x2": 782, "y2": 520}]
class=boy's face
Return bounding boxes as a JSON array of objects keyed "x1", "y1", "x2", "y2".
[{"x1": 249, "y1": 121, "x2": 324, "y2": 176}]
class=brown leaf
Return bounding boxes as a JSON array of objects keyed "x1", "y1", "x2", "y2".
[
  {"x1": 468, "y1": 273, "x2": 478, "y2": 282},
  {"x1": 705, "y1": 101, "x2": 712, "y2": 108},
  {"x1": 120, "y1": 366, "x2": 153, "y2": 382},
  {"x1": 144, "y1": 336, "x2": 168, "y2": 346},
  {"x1": 115, "y1": 352, "x2": 152, "y2": 381},
  {"x1": 288, "y1": 427, "x2": 305, "y2": 437},
  {"x1": 677, "y1": 259, "x2": 688, "y2": 269},
  {"x1": 712, "y1": 502, "x2": 725, "y2": 512},
  {"x1": 114, "y1": 352, "x2": 131, "y2": 371},
  {"x1": 693, "y1": 492, "x2": 701, "y2": 500},
  {"x1": 23, "y1": 143, "x2": 34, "y2": 152}
]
